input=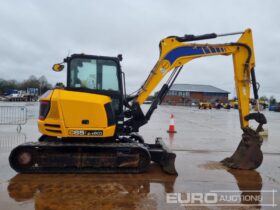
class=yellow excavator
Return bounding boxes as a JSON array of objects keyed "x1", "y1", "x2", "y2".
[{"x1": 9, "y1": 28, "x2": 266, "y2": 174}]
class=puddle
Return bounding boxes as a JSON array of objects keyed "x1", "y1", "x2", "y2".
[{"x1": 0, "y1": 104, "x2": 279, "y2": 209}]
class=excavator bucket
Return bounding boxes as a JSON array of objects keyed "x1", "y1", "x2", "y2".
[{"x1": 221, "y1": 127, "x2": 263, "y2": 170}]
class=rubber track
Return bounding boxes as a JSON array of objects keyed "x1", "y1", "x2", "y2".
[{"x1": 9, "y1": 142, "x2": 151, "y2": 174}]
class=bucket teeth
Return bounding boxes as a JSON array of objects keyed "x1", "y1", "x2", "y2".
[{"x1": 221, "y1": 127, "x2": 263, "y2": 170}]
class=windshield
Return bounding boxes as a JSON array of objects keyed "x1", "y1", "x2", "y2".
[{"x1": 69, "y1": 58, "x2": 120, "y2": 92}]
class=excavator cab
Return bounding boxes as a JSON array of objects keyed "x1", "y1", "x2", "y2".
[
  {"x1": 66, "y1": 55, "x2": 124, "y2": 116},
  {"x1": 30, "y1": 54, "x2": 126, "y2": 139}
]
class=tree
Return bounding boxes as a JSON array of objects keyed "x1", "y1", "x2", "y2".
[
  {"x1": 55, "y1": 82, "x2": 65, "y2": 88},
  {"x1": 0, "y1": 79, "x2": 18, "y2": 94},
  {"x1": 39, "y1": 76, "x2": 52, "y2": 94},
  {"x1": 260, "y1": 95, "x2": 268, "y2": 101},
  {"x1": 269, "y1": 96, "x2": 277, "y2": 105},
  {"x1": 20, "y1": 75, "x2": 40, "y2": 90},
  {"x1": 0, "y1": 75, "x2": 53, "y2": 96}
]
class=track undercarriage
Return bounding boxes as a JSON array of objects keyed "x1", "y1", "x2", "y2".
[{"x1": 9, "y1": 137, "x2": 177, "y2": 175}]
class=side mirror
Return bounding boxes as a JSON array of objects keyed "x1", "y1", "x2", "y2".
[{"x1": 52, "y1": 64, "x2": 64, "y2": 72}]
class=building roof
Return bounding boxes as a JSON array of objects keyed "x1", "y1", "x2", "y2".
[{"x1": 169, "y1": 84, "x2": 229, "y2": 94}]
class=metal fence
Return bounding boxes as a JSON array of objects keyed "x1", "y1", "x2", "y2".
[
  {"x1": 0, "y1": 106, "x2": 27, "y2": 132},
  {"x1": 0, "y1": 132, "x2": 27, "y2": 150}
]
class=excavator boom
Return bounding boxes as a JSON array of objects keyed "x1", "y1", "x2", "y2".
[{"x1": 134, "y1": 29, "x2": 255, "y2": 129}]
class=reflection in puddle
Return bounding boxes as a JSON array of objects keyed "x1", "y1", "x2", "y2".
[
  {"x1": 8, "y1": 165, "x2": 176, "y2": 210},
  {"x1": 168, "y1": 133, "x2": 175, "y2": 148},
  {"x1": 227, "y1": 169, "x2": 262, "y2": 207},
  {"x1": 200, "y1": 161, "x2": 263, "y2": 207}
]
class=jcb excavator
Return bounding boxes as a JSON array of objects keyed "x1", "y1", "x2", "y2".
[{"x1": 9, "y1": 28, "x2": 266, "y2": 174}]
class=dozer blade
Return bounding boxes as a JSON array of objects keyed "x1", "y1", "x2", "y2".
[
  {"x1": 148, "y1": 138, "x2": 178, "y2": 175},
  {"x1": 221, "y1": 127, "x2": 263, "y2": 170}
]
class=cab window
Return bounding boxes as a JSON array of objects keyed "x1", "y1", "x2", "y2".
[{"x1": 69, "y1": 58, "x2": 120, "y2": 92}]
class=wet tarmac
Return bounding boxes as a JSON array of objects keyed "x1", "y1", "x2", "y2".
[{"x1": 0, "y1": 102, "x2": 279, "y2": 209}]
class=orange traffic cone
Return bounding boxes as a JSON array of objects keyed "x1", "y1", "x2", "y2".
[{"x1": 167, "y1": 113, "x2": 177, "y2": 133}]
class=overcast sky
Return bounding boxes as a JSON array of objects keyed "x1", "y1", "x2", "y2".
[{"x1": 0, "y1": 0, "x2": 279, "y2": 99}]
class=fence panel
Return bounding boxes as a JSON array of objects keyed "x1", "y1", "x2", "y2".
[
  {"x1": 0, "y1": 132, "x2": 27, "y2": 151},
  {"x1": 0, "y1": 106, "x2": 27, "y2": 125}
]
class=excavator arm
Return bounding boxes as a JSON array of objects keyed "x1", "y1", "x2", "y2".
[
  {"x1": 125, "y1": 28, "x2": 266, "y2": 170},
  {"x1": 125, "y1": 28, "x2": 265, "y2": 131}
]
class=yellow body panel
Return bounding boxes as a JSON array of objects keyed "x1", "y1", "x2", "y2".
[
  {"x1": 38, "y1": 89, "x2": 116, "y2": 138},
  {"x1": 57, "y1": 90, "x2": 109, "y2": 128}
]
